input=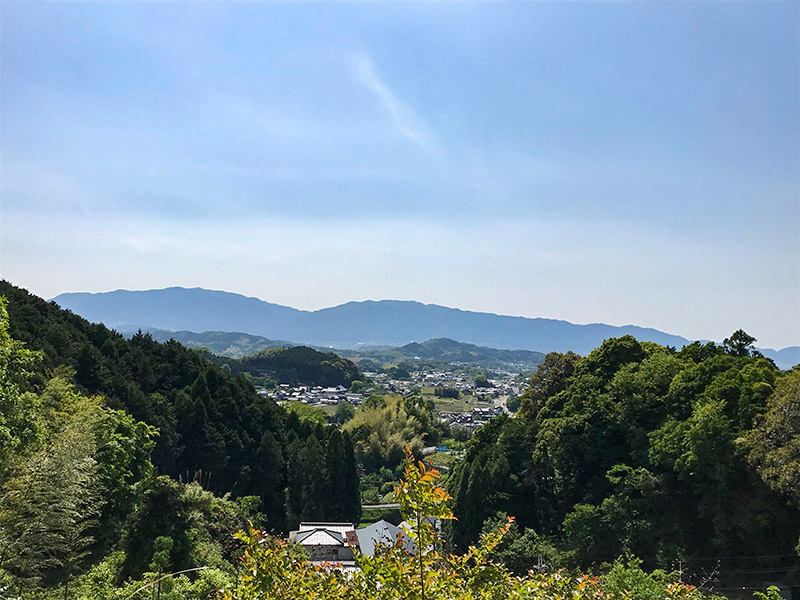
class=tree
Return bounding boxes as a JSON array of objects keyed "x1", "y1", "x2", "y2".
[
  {"x1": 0, "y1": 297, "x2": 42, "y2": 484},
  {"x1": 254, "y1": 430, "x2": 286, "y2": 531},
  {"x1": 220, "y1": 448, "x2": 714, "y2": 600},
  {"x1": 723, "y1": 329, "x2": 757, "y2": 357},
  {"x1": 343, "y1": 396, "x2": 426, "y2": 471},
  {"x1": 348, "y1": 380, "x2": 365, "y2": 394},
  {"x1": 284, "y1": 437, "x2": 305, "y2": 530},
  {"x1": 325, "y1": 429, "x2": 349, "y2": 519},
  {"x1": 0, "y1": 394, "x2": 104, "y2": 595},
  {"x1": 506, "y1": 396, "x2": 521, "y2": 413},
  {"x1": 334, "y1": 401, "x2": 355, "y2": 425},
  {"x1": 299, "y1": 434, "x2": 329, "y2": 522},
  {"x1": 517, "y1": 351, "x2": 580, "y2": 419},
  {"x1": 340, "y1": 431, "x2": 362, "y2": 524},
  {"x1": 93, "y1": 406, "x2": 157, "y2": 550},
  {"x1": 748, "y1": 369, "x2": 800, "y2": 505},
  {"x1": 284, "y1": 401, "x2": 328, "y2": 426},
  {"x1": 474, "y1": 374, "x2": 490, "y2": 388}
]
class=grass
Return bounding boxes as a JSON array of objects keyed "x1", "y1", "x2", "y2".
[
  {"x1": 317, "y1": 404, "x2": 338, "y2": 417},
  {"x1": 419, "y1": 387, "x2": 479, "y2": 414},
  {"x1": 428, "y1": 452, "x2": 455, "y2": 469}
]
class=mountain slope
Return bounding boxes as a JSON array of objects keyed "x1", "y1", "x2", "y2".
[
  {"x1": 0, "y1": 280, "x2": 364, "y2": 531},
  {"x1": 144, "y1": 328, "x2": 295, "y2": 357},
  {"x1": 51, "y1": 287, "x2": 797, "y2": 366},
  {"x1": 52, "y1": 286, "x2": 303, "y2": 335},
  {"x1": 396, "y1": 338, "x2": 545, "y2": 366}
]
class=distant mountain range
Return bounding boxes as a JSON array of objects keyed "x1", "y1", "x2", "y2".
[
  {"x1": 391, "y1": 338, "x2": 546, "y2": 367},
  {"x1": 144, "y1": 329, "x2": 295, "y2": 357},
  {"x1": 142, "y1": 329, "x2": 546, "y2": 370},
  {"x1": 50, "y1": 287, "x2": 799, "y2": 369}
]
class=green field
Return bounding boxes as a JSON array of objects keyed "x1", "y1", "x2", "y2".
[{"x1": 419, "y1": 386, "x2": 480, "y2": 414}]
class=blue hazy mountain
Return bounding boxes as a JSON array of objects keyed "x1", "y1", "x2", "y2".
[
  {"x1": 141, "y1": 328, "x2": 296, "y2": 358},
  {"x1": 51, "y1": 287, "x2": 798, "y2": 367}
]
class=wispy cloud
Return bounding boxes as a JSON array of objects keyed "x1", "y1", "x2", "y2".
[{"x1": 353, "y1": 54, "x2": 439, "y2": 156}]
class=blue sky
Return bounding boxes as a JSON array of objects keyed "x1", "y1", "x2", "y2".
[{"x1": 2, "y1": 1, "x2": 798, "y2": 349}]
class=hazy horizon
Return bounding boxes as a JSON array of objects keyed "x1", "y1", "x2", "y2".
[
  {"x1": 47, "y1": 284, "x2": 797, "y2": 352},
  {"x1": 2, "y1": 2, "x2": 798, "y2": 348}
]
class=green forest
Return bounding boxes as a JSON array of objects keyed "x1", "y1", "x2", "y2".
[
  {"x1": 0, "y1": 279, "x2": 798, "y2": 600},
  {"x1": 447, "y1": 336, "x2": 800, "y2": 594},
  {"x1": 199, "y1": 345, "x2": 362, "y2": 389},
  {"x1": 0, "y1": 281, "x2": 360, "y2": 597}
]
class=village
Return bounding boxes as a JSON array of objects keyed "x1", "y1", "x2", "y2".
[{"x1": 262, "y1": 362, "x2": 528, "y2": 430}]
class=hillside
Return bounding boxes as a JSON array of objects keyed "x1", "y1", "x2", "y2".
[
  {"x1": 53, "y1": 287, "x2": 799, "y2": 369},
  {"x1": 51, "y1": 287, "x2": 689, "y2": 354},
  {"x1": 144, "y1": 328, "x2": 294, "y2": 357},
  {"x1": 0, "y1": 280, "x2": 360, "y2": 531},
  {"x1": 213, "y1": 346, "x2": 363, "y2": 387},
  {"x1": 125, "y1": 328, "x2": 546, "y2": 371},
  {"x1": 448, "y1": 337, "x2": 800, "y2": 592},
  {"x1": 397, "y1": 337, "x2": 545, "y2": 366}
]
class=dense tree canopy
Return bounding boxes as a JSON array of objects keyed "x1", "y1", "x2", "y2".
[
  {"x1": 207, "y1": 345, "x2": 362, "y2": 388},
  {"x1": 2, "y1": 281, "x2": 797, "y2": 600},
  {"x1": 0, "y1": 281, "x2": 360, "y2": 533},
  {"x1": 748, "y1": 368, "x2": 800, "y2": 506},
  {"x1": 448, "y1": 335, "x2": 800, "y2": 593}
]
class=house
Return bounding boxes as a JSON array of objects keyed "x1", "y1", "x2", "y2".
[
  {"x1": 355, "y1": 519, "x2": 415, "y2": 557},
  {"x1": 289, "y1": 518, "x2": 428, "y2": 570},
  {"x1": 289, "y1": 522, "x2": 357, "y2": 565}
]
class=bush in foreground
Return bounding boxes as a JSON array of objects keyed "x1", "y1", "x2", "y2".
[{"x1": 219, "y1": 448, "x2": 720, "y2": 600}]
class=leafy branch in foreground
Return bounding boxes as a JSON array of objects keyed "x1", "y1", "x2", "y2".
[{"x1": 219, "y1": 447, "x2": 718, "y2": 600}]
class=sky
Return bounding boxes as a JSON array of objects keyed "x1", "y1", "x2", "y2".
[{"x1": 1, "y1": 1, "x2": 798, "y2": 349}]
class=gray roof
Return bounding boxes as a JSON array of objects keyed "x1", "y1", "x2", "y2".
[{"x1": 355, "y1": 520, "x2": 415, "y2": 557}]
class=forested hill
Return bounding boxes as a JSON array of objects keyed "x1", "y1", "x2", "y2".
[
  {"x1": 0, "y1": 280, "x2": 361, "y2": 531},
  {"x1": 133, "y1": 329, "x2": 545, "y2": 371},
  {"x1": 447, "y1": 336, "x2": 800, "y2": 591},
  {"x1": 52, "y1": 287, "x2": 691, "y2": 355},
  {"x1": 53, "y1": 287, "x2": 799, "y2": 368},
  {"x1": 397, "y1": 338, "x2": 545, "y2": 366},
  {"x1": 144, "y1": 328, "x2": 294, "y2": 357},
  {"x1": 206, "y1": 346, "x2": 362, "y2": 387}
]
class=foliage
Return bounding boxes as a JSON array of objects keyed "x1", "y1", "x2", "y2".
[
  {"x1": 343, "y1": 395, "x2": 427, "y2": 471},
  {"x1": 753, "y1": 586, "x2": 784, "y2": 600},
  {"x1": 224, "y1": 345, "x2": 362, "y2": 388},
  {"x1": 360, "y1": 467, "x2": 400, "y2": 505},
  {"x1": 449, "y1": 335, "x2": 800, "y2": 592},
  {"x1": 722, "y1": 330, "x2": 759, "y2": 358},
  {"x1": 334, "y1": 400, "x2": 356, "y2": 424},
  {"x1": 120, "y1": 476, "x2": 261, "y2": 580},
  {"x1": 0, "y1": 296, "x2": 42, "y2": 484},
  {"x1": 506, "y1": 395, "x2": 521, "y2": 412},
  {"x1": 479, "y1": 511, "x2": 562, "y2": 574},
  {"x1": 348, "y1": 379, "x2": 366, "y2": 393},
  {"x1": 283, "y1": 400, "x2": 328, "y2": 426},
  {"x1": 474, "y1": 374, "x2": 491, "y2": 388},
  {"x1": 0, "y1": 281, "x2": 360, "y2": 535},
  {"x1": 219, "y1": 448, "x2": 717, "y2": 600},
  {"x1": 748, "y1": 368, "x2": 800, "y2": 507},
  {"x1": 0, "y1": 392, "x2": 104, "y2": 591},
  {"x1": 283, "y1": 425, "x2": 361, "y2": 529},
  {"x1": 597, "y1": 557, "x2": 716, "y2": 600},
  {"x1": 434, "y1": 386, "x2": 460, "y2": 399}
]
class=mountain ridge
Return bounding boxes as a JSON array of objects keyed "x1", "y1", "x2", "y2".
[{"x1": 49, "y1": 286, "x2": 799, "y2": 367}]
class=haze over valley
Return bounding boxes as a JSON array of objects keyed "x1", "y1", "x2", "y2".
[
  {"x1": 51, "y1": 286, "x2": 799, "y2": 369},
  {"x1": 2, "y1": 1, "x2": 798, "y2": 598}
]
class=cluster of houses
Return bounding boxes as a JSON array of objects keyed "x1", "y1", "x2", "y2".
[
  {"x1": 287, "y1": 520, "x2": 422, "y2": 570},
  {"x1": 262, "y1": 384, "x2": 366, "y2": 406},
  {"x1": 258, "y1": 366, "x2": 525, "y2": 429},
  {"x1": 441, "y1": 405, "x2": 504, "y2": 430}
]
